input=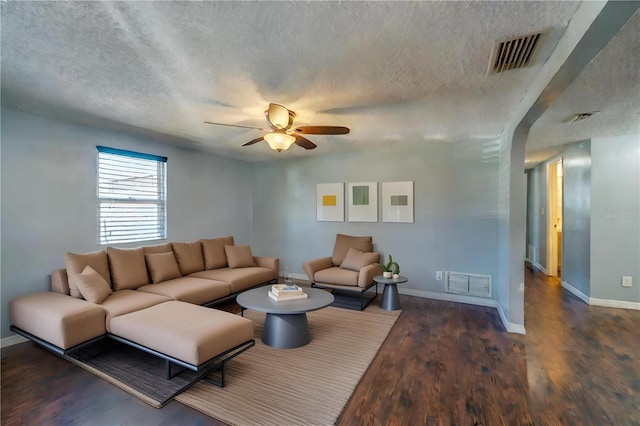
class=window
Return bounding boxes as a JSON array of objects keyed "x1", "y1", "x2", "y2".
[{"x1": 97, "y1": 146, "x2": 167, "y2": 244}]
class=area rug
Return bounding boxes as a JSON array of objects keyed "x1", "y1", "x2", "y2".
[
  {"x1": 64, "y1": 339, "x2": 206, "y2": 408},
  {"x1": 175, "y1": 305, "x2": 401, "y2": 426}
]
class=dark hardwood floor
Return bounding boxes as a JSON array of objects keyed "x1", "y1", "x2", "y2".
[{"x1": 3, "y1": 266, "x2": 639, "y2": 425}]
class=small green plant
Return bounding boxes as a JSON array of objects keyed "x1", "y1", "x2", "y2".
[{"x1": 374, "y1": 254, "x2": 399, "y2": 274}]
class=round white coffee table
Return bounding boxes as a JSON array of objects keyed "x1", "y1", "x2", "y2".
[
  {"x1": 236, "y1": 286, "x2": 334, "y2": 349},
  {"x1": 374, "y1": 275, "x2": 408, "y2": 310}
]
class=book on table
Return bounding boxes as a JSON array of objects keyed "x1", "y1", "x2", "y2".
[
  {"x1": 268, "y1": 289, "x2": 308, "y2": 302},
  {"x1": 271, "y1": 283, "x2": 304, "y2": 296}
]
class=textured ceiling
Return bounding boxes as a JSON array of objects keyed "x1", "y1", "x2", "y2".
[
  {"x1": 2, "y1": 1, "x2": 635, "y2": 164},
  {"x1": 526, "y1": 10, "x2": 640, "y2": 167}
]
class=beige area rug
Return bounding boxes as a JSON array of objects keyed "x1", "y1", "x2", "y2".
[{"x1": 175, "y1": 305, "x2": 401, "y2": 425}]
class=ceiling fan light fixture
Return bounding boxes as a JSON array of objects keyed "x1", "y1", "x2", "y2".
[{"x1": 264, "y1": 132, "x2": 296, "y2": 152}]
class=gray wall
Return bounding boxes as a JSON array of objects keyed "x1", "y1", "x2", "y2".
[
  {"x1": 562, "y1": 141, "x2": 592, "y2": 296},
  {"x1": 590, "y1": 135, "x2": 640, "y2": 302},
  {"x1": 250, "y1": 140, "x2": 500, "y2": 298},
  {"x1": 0, "y1": 108, "x2": 253, "y2": 338},
  {"x1": 526, "y1": 136, "x2": 640, "y2": 305}
]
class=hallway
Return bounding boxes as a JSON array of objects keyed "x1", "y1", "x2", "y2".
[{"x1": 521, "y1": 264, "x2": 639, "y2": 424}]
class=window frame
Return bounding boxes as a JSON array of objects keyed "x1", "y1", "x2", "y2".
[{"x1": 96, "y1": 146, "x2": 167, "y2": 245}]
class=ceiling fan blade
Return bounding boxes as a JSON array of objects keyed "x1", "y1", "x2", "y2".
[
  {"x1": 204, "y1": 121, "x2": 268, "y2": 131},
  {"x1": 293, "y1": 126, "x2": 350, "y2": 135},
  {"x1": 293, "y1": 134, "x2": 317, "y2": 150},
  {"x1": 242, "y1": 136, "x2": 265, "y2": 146}
]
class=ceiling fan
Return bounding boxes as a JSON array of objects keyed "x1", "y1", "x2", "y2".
[{"x1": 204, "y1": 103, "x2": 350, "y2": 152}]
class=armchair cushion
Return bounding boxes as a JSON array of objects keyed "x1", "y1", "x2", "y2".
[
  {"x1": 340, "y1": 247, "x2": 380, "y2": 272},
  {"x1": 331, "y1": 234, "x2": 373, "y2": 266},
  {"x1": 315, "y1": 267, "x2": 359, "y2": 287}
]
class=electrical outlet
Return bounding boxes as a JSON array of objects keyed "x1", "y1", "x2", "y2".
[
  {"x1": 436, "y1": 271, "x2": 443, "y2": 281},
  {"x1": 622, "y1": 276, "x2": 633, "y2": 287}
]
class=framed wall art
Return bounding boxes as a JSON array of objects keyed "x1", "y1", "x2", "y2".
[
  {"x1": 347, "y1": 182, "x2": 377, "y2": 222},
  {"x1": 316, "y1": 183, "x2": 344, "y2": 222},
  {"x1": 382, "y1": 181, "x2": 414, "y2": 223}
]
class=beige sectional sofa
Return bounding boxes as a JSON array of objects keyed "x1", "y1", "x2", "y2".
[{"x1": 9, "y1": 236, "x2": 278, "y2": 383}]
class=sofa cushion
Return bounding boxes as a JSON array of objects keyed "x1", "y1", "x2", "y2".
[
  {"x1": 73, "y1": 265, "x2": 112, "y2": 304},
  {"x1": 331, "y1": 234, "x2": 374, "y2": 266},
  {"x1": 145, "y1": 252, "x2": 182, "y2": 283},
  {"x1": 10, "y1": 292, "x2": 106, "y2": 350},
  {"x1": 225, "y1": 245, "x2": 257, "y2": 268},
  {"x1": 100, "y1": 289, "x2": 171, "y2": 332},
  {"x1": 106, "y1": 247, "x2": 149, "y2": 290},
  {"x1": 315, "y1": 266, "x2": 359, "y2": 287},
  {"x1": 200, "y1": 236, "x2": 234, "y2": 269},
  {"x1": 191, "y1": 267, "x2": 274, "y2": 293},
  {"x1": 65, "y1": 250, "x2": 111, "y2": 298},
  {"x1": 109, "y1": 301, "x2": 253, "y2": 366},
  {"x1": 172, "y1": 241, "x2": 205, "y2": 275},
  {"x1": 142, "y1": 243, "x2": 173, "y2": 254},
  {"x1": 137, "y1": 276, "x2": 231, "y2": 305},
  {"x1": 340, "y1": 247, "x2": 379, "y2": 272}
]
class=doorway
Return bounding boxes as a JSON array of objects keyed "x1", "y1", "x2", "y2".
[{"x1": 546, "y1": 160, "x2": 563, "y2": 277}]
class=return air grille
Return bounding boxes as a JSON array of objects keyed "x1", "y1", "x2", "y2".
[
  {"x1": 445, "y1": 272, "x2": 492, "y2": 298},
  {"x1": 488, "y1": 32, "x2": 542, "y2": 74}
]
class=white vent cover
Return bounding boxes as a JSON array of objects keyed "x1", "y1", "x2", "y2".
[
  {"x1": 563, "y1": 112, "x2": 599, "y2": 123},
  {"x1": 445, "y1": 271, "x2": 492, "y2": 298},
  {"x1": 487, "y1": 32, "x2": 542, "y2": 75}
]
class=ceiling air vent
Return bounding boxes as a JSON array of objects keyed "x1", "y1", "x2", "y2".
[
  {"x1": 563, "y1": 112, "x2": 599, "y2": 124},
  {"x1": 487, "y1": 32, "x2": 542, "y2": 75}
]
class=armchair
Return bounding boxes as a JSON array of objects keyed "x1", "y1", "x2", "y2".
[{"x1": 302, "y1": 234, "x2": 382, "y2": 310}]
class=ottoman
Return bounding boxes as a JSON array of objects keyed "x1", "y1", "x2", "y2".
[{"x1": 109, "y1": 301, "x2": 254, "y2": 383}]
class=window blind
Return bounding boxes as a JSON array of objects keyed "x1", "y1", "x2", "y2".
[{"x1": 97, "y1": 146, "x2": 167, "y2": 244}]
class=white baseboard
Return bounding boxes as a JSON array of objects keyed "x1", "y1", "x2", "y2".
[
  {"x1": 496, "y1": 304, "x2": 526, "y2": 335},
  {"x1": 398, "y1": 288, "x2": 526, "y2": 335},
  {"x1": 589, "y1": 297, "x2": 640, "y2": 310},
  {"x1": 1, "y1": 334, "x2": 29, "y2": 348},
  {"x1": 561, "y1": 281, "x2": 640, "y2": 310},
  {"x1": 561, "y1": 280, "x2": 590, "y2": 304},
  {"x1": 529, "y1": 261, "x2": 547, "y2": 275}
]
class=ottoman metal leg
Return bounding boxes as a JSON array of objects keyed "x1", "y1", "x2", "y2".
[{"x1": 262, "y1": 313, "x2": 311, "y2": 349}]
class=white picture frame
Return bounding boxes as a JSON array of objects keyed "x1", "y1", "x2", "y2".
[
  {"x1": 347, "y1": 182, "x2": 378, "y2": 222},
  {"x1": 316, "y1": 183, "x2": 344, "y2": 222},
  {"x1": 382, "y1": 181, "x2": 414, "y2": 223}
]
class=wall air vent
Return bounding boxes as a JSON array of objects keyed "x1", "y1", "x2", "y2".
[
  {"x1": 487, "y1": 32, "x2": 543, "y2": 75},
  {"x1": 445, "y1": 271, "x2": 492, "y2": 298},
  {"x1": 563, "y1": 112, "x2": 599, "y2": 124}
]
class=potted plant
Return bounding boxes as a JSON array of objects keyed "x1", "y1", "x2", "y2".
[
  {"x1": 392, "y1": 264, "x2": 400, "y2": 280},
  {"x1": 374, "y1": 255, "x2": 399, "y2": 279}
]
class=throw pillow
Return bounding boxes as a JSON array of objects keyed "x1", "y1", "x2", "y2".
[
  {"x1": 65, "y1": 250, "x2": 111, "y2": 298},
  {"x1": 225, "y1": 245, "x2": 257, "y2": 268},
  {"x1": 331, "y1": 234, "x2": 374, "y2": 266},
  {"x1": 340, "y1": 247, "x2": 380, "y2": 272},
  {"x1": 171, "y1": 241, "x2": 205, "y2": 275},
  {"x1": 73, "y1": 265, "x2": 112, "y2": 304},
  {"x1": 201, "y1": 236, "x2": 234, "y2": 269},
  {"x1": 106, "y1": 247, "x2": 149, "y2": 290},
  {"x1": 145, "y1": 252, "x2": 182, "y2": 283}
]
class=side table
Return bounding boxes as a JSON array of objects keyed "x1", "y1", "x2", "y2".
[{"x1": 374, "y1": 275, "x2": 408, "y2": 310}]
